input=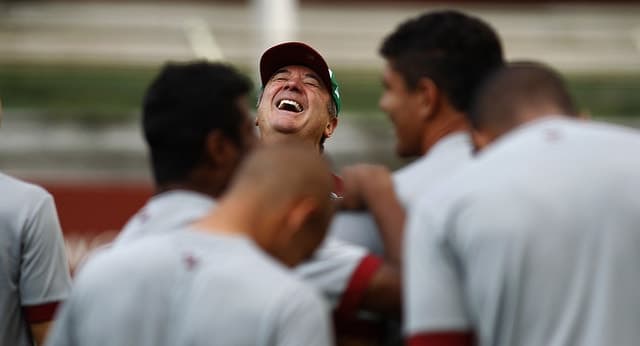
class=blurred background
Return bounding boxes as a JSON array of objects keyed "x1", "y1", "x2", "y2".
[{"x1": 1, "y1": 0, "x2": 640, "y2": 241}]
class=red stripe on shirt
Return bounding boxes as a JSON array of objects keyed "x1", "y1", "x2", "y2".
[
  {"x1": 408, "y1": 331, "x2": 475, "y2": 346},
  {"x1": 23, "y1": 301, "x2": 61, "y2": 323},
  {"x1": 334, "y1": 254, "x2": 383, "y2": 318}
]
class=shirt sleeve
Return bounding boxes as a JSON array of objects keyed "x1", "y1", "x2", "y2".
[
  {"x1": 294, "y1": 237, "x2": 381, "y2": 313},
  {"x1": 273, "y1": 284, "x2": 334, "y2": 346},
  {"x1": 404, "y1": 198, "x2": 470, "y2": 338},
  {"x1": 44, "y1": 293, "x2": 77, "y2": 346},
  {"x1": 20, "y1": 192, "x2": 72, "y2": 322},
  {"x1": 327, "y1": 211, "x2": 385, "y2": 256}
]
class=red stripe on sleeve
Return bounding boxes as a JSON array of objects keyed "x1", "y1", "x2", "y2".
[
  {"x1": 334, "y1": 254, "x2": 383, "y2": 318},
  {"x1": 408, "y1": 331, "x2": 475, "y2": 346},
  {"x1": 23, "y1": 301, "x2": 61, "y2": 323}
]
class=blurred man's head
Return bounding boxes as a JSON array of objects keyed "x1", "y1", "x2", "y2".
[
  {"x1": 470, "y1": 61, "x2": 579, "y2": 150},
  {"x1": 256, "y1": 42, "x2": 341, "y2": 152},
  {"x1": 222, "y1": 142, "x2": 335, "y2": 267},
  {"x1": 143, "y1": 61, "x2": 256, "y2": 197},
  {"x1": 379, "y1": 10, "x2": 505, "y2": 157}
]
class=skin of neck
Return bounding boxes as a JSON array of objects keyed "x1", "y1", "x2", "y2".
[
  {"x1": 260, "y1": 131, "x2": 322, "y2": 152},
  {"x1": 420, "y1": 105, "x2": 470, "y2": 155},
  {"x1": 194, "y1": 194, "x2": 257, "y2": 236}
]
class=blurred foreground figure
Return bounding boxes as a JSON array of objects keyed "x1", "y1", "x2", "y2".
[
  {"x1": 0, "y1": 98, "x2": 72, "y2": 345},
  {"x1": 405, "y1": 62, "x2": 640, "y2": 346},
  {"x1": 47, "y1": 144, "x2": 336, "y2": 346}
]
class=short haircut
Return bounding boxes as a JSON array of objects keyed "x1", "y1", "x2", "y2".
[
  {"x1": 470, "y1": 61, "x2": 579, "y2": 132},
  {"x1": 379, "y1": 10, "x2": 504, "y2": 114},
  {"x1": 143, "y1": 61, "x2": 251, "y2": 186}
]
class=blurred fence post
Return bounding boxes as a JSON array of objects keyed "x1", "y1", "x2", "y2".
[{"x1": 253, "y1": 0, "x2": 299, "y2": 81}]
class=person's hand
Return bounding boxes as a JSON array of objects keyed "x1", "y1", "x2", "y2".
[{"x1": 340, "y1": 164, "x2": 394, "y2": 210}]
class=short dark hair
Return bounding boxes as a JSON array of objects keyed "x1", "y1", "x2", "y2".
[
  {"x1": 380, "y1": 10, "x2": 504, "y2": 114},
  {"x1": 143, "y1": 61, "x2": 251, "y2": 186},
  {"x1": 470, "y1": 61, "x2": 578, "y2": 131}
]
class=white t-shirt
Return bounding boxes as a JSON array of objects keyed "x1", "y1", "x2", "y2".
[
  {"x1": 114, "y1": 190, "x2": 380, "y2": 314},
  {"x1": 329, "y1": 131, "x2": 474, "y2": 254},
  {"x1": 405, "y1": 118, "x2": 640, "y2": 346},
  {"x1": 47, "y1": 230, "x2": 333, "y2": 346},
  {"x1": 0, "y1": 172, "x2": 71, "y2": 346}
]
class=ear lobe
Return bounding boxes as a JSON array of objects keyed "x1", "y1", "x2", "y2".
[{"x1": 324, "y1": 117, "x2": 338, "y2": 138}]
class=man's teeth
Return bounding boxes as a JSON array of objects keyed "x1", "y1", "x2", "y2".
[{"x1": 277, "y1": 99, "x2": 303, "y2": 112}]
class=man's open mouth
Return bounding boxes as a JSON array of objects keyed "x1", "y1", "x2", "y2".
[{"x1": 277, "y1": 99, "x2": 304, "y2": 113}]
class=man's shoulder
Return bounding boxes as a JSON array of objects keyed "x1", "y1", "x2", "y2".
[{"x1": 0, "y1": 172, "x2": 51, "y2": 205}]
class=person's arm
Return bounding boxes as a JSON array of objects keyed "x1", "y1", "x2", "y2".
[
  {"x1": 30, "y1": 321, "x2": 52, "y2": 345},
  {"x1": 404, "y1": 198, "x2": 474, "y2": 346},
  {"x1": 340, "y1": 164, "x2": 405, "y2": 267},
  {"x1": 20, "y1": 192, "x2": 72, "y2": 343},
  {"x1": 358, "y1": 261, "x2": 402, "y2": 318}
]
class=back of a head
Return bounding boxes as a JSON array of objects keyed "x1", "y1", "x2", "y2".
[
  {"x1": 380, "y1": 10, "x2": 505, "y2": 114},
  {"x1": 229, "y1": 142, "x2": 333, "y2": 208},
  {"x1": 143, "y1": 61, "x2": 251, "y2": 186},
  {"x1": 470, "y1": 61, "x2": 579, "y2": 137}
]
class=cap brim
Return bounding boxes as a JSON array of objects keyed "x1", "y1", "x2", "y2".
[{"x1": 259, "y1": 42, "x2": 332, "y2": 92}]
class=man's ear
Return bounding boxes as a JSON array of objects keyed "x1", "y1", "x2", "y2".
[
  {"x1": 282, "y1": 197, "x2": 318, "y2": 239},
  {"x1": 270, "y1": 198, "x2": 320, "y2": 267},
  {"x1": 204, "y1": 130, "x2": 236, "y2": 166},
  {"x1": 324, "y1": 116, "x2": 338, "y2": 139},
  {"x1": 415, "y1": 77, "x2": 440, "y2": 122}
]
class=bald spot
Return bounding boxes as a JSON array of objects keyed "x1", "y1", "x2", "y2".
[
  {"x1": 227, "y1": 142, "x2": 333, "y2": 213},
  {"x1": 471, "y1": 61, "x2": 578, "y2": 136}
]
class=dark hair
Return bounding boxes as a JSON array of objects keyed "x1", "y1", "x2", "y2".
[
  {"x1": 143, "y1": 61, "x2": 251, "y2": 186},
  {"x1": 470, "y1": 61, "x2": 578, "y2": 131},
  {"x1": 380, "y1": 10, "x2": 504, "y2": 114}
]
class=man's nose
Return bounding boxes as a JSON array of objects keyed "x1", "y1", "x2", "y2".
[{"x1": 283, "y1": 77, "x2": 303, "y2": 91}]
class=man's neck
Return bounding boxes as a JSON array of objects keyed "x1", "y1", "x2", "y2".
[
  {"x1": 190, "y1": 197, "x2": 254, "y2": 238},
  {"x1": 156, "y1": 176, "x2": 225, "y2": 199},
  {"x1": 420, "y1": 110, "x2": 469, "y2": 155}
]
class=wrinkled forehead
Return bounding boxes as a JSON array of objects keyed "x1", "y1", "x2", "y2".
[{"x1": 269, "y1": 65, "x2": 328, "y2": 90}]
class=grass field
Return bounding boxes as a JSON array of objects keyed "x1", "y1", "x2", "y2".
[{"x1": 1, "y1": 64, "x2": 640, "y2": 125}]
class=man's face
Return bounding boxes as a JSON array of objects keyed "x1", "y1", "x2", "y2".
[
  {"x1": 379, "y1": 62, "x2": 426, "y2": 157},
  {"x1": 256, "y1": 65, "x2": 337, "y2": 149}
]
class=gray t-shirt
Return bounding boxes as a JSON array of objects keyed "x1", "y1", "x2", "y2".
[
  {"x1": 47, "y1": 230, "x2": 333, "y2": 346},
  {"x1": 405, "y1": 118, "x2": 640, "y2": 346},
  {"x1": 0, "y1": 172, "x2": 71, "y2": 346},
  {"x1": 329, "y1": 131, "x2": 474, "y2": 255},
  {"x1": 114, "y1": 190, "x2": 374, "y2": 311}
]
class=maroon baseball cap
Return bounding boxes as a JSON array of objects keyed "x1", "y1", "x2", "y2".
[
  {"x1": 259, "y1": 42, "x2": 341, "y2": 114},
  {"x1": 259, "y1": 42, "x2": 332, "y2": 91}
]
